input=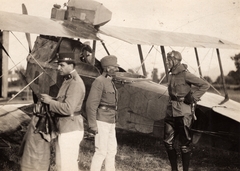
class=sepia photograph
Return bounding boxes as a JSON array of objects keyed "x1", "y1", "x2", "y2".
[{"x1": 0, "y1": 0, "x2": 240, "y2": 170}]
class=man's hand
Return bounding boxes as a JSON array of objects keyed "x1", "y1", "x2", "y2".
[
  {"x1": 40, "y1": 94, "x2": 53, "y2": 104},
  {"x1": 88, "y1": 127, "x2": 98, "y2": 135}
]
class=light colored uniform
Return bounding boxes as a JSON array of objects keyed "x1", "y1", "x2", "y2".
[
  {"x1": 86, "y1": 73, "x2": 118, "y2": 171},
  {"x1": 49, "y1": 70, "x2": 85, "y2": 171}
]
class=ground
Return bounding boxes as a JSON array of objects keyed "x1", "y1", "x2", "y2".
[{"x1": 1, "y1": 125, "x2": 240, "y2": 171}]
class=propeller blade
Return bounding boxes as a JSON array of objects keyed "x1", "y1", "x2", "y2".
[{"x1": 22, "y1": 3, "x2": 32, "y2": 53}]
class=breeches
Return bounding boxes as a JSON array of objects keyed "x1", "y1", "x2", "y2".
[
  {"x1": 55, "y1": 130, "x2": 84, "y2": 171},
  {"x1": 164, "y1": 116, "x2": 192, "y2": 152}
]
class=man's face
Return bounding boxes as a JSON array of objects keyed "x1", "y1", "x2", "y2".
[
  {"x1": 166, "y1": 57, "x2": 175, "y2": 70},
  {"x1": 107, "y1": 66, "x2": 119, "y2": 76},
  {"x1": 57, "y1": 62, "x2": 73, "y2": 75}
]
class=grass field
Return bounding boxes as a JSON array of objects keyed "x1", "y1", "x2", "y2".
[{"x1": 1, "y1": 128, "x2": 240, "y2": 171}]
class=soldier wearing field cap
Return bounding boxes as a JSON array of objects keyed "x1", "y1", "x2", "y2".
[
  {"x1": 40, "y1": 52, "x2": 85, "y2": 171},
  {"x1": 86, "y1": 55, "x2": 119, "y2": 171},
  {"x1": 163, "y1": 50, "x2": 210, "y2": 171}
]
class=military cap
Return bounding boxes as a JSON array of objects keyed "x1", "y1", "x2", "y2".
[
  {"x1": 55, "y1": 52, "x2": 75, "y2": 63},
  {"x1": 167, "y1": 50, "x2": 182, "y2": 61},
  {"x1": 100, "y1": 55, "x2": 119, "y2": 68}
]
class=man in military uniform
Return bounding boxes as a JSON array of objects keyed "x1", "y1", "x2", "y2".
[
  {"x1": 163, "y1": 50, "x2": 210, "y2": 171},
  {"x1": 40, "y1": 52, "x2": 85, "y2": 171},
  {"x1": 86, "y1": 55, "x2": 119, "y2": 171}
]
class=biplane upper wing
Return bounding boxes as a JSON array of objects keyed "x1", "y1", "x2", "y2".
[
  {"x1": 0, "y1": 11, "x2": 99, "y2": 40},
  {"x1": 99, "y1": 25, "x2": 240, "y2": 49},
  {"x1": 100, "y1": 25, "x2": 240, "y2": 123}
]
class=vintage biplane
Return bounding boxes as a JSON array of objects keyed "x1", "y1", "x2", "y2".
[{"x1": 0, "y1": 0, "x2": 240, "y2": 151}]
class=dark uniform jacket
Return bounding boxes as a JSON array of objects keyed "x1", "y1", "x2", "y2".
[
  {"x1": 166, "y1": 63, "x2": 210, "y2": 118},
  {"x1": 48, "y1": 70, "x2": 85, "y2": 133},
  {"x1": 86, "y1": 73, "x2": 118, "y2": 130}
]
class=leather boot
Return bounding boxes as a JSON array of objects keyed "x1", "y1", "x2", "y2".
[
  {"x1": 167, "y1": 149, "x2": 178, "y2": 171},
  {"x1": 181, "y1": 152, "x2": 190, "y2": 171}
]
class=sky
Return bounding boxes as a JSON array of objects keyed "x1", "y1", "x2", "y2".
[{"x1": 0, "y1": 0, "x2": 240, "y2": 81}]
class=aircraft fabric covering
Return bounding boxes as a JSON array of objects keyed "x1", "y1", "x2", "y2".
[
  {"x1": 198, "y1": 92, "x2": 240, "y2": 123},
  {"x1": 100, "y1": 26, "x2": 240, "y2": 49},
  {"x1": 0, "y1": 11, "x2": 99, "y2": 40}
]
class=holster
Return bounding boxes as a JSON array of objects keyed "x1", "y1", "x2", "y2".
[
  {"x1": 184, "y1": 91, "x2": 197, "y2": 120},
  {"x1": 183, "y1": 91, "x2": 194, "y2": 105}
]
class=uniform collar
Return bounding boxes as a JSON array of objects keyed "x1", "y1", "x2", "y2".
[
  {"x1": 64, "y1": 69, "x2": 76, "y2": 80},
  {"x1": 171, "y1": 63, "x2": 188, "y2": 75},
  {"x1": 102, "y1": 72, "x2": 113, "y2": 80}
]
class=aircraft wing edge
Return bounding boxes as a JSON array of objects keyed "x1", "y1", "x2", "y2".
[
  {"x1": 0, "y1": 11, "x2": 99, "y2": 40},
  {"x1": 99, "y1": 25, "x2": 240, "y2": 49}
]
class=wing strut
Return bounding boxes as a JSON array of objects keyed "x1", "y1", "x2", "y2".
[
  {"x1": 92, "y1": 40, "x2": 97, "y2": 59},
  {"x1": 137, "y1": 45, "x2": 147, "y2": 77},
  {"x1": 160, "y1": 46, "x2": 169, "y2": 82},
  {"x1": 216, "y1": 48, "x2": 229, "y2": 105},
  {"x1": 194, "y1": 48, "x2": 203, "y2": 78},
  {"x1": 100, "y1": 40, "x2": 110, "y2": 55}
]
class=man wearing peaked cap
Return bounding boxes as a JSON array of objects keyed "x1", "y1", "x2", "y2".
[
  {"x1": 39, "y1": 51, "x2": 85, "y2": 171},
  {"x1": 21, "y1": 51, "x2": 85, "y2": 171},
  {"x1": 86, "y1": 55, "x2": 119, "y2": 171}
]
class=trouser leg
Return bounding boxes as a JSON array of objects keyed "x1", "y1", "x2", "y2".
[
  {"x1": 179, "y1": 114, "x2": 192, "y2": 171},
  {"x1": 164, "y1": 118, "x2": 178, "y2": 171},
  {"x1": 90, "y1": 121, "x2": 111, "y2": 171},
  {"x1": 105, "y1": 123, "x2": 117, "y2": 171},
  {"x1": 56, "y1": 131, "x2": 83, "y2": 171}
]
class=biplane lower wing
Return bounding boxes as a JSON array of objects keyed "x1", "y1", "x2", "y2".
[
  {"x1": 198, "y1": 92, "x2": 240, "y2": 123},
  {"x1": 100, "y1": 25, "x2": 240, "y2": 49},
  {"x1": 0, "y1": 11, "x2": 99, "y2": 40},
  {"x1": 0, "y1": 104, "x2": 31, "y2": 134}
]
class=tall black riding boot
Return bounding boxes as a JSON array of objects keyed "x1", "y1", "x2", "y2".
[
  {"x1": 181, "y1": 152, "x2": 190, "y2": 171},
  {"x1": 167, "y1": 149, "x2": 178, "y2": 171}
]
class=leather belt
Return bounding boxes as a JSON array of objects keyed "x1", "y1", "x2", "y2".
[
  {"x1": 170, "y1": 96, "x2": 191, "y2": 105},
  {"x1": 170, "y1": 96, "x2": 183, "y2": 102},
  {"x1": 98, "y1": 104, "x2": 117, "y2": 111},
  {"x1": 170, "y1": 96, "x2": 184, "y2": 102},
  {"x1": 55, "y1": 112, "x2": 81, "y2": 117}
]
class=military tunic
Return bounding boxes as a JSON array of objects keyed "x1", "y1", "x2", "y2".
[
  {"x1": 166, "y1": 63, "x2": 210, "y2": 118},
  {"x1": 86, "y1": 74, "x2": 118, "y2": 130},
  {"x1": 164, "y1": 63, "x2": 210, "y2": 147},
  {"x1": 49, "y1": 70, "x2": 85, "y2": 133}
]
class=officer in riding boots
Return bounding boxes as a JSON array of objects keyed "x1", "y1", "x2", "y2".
[
  {"x1": 163, "y1": 50, "x2": 210, "y2": 171},
  {"x1": 86, "y1": 55, "x2": 119, "y2": 171}
]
